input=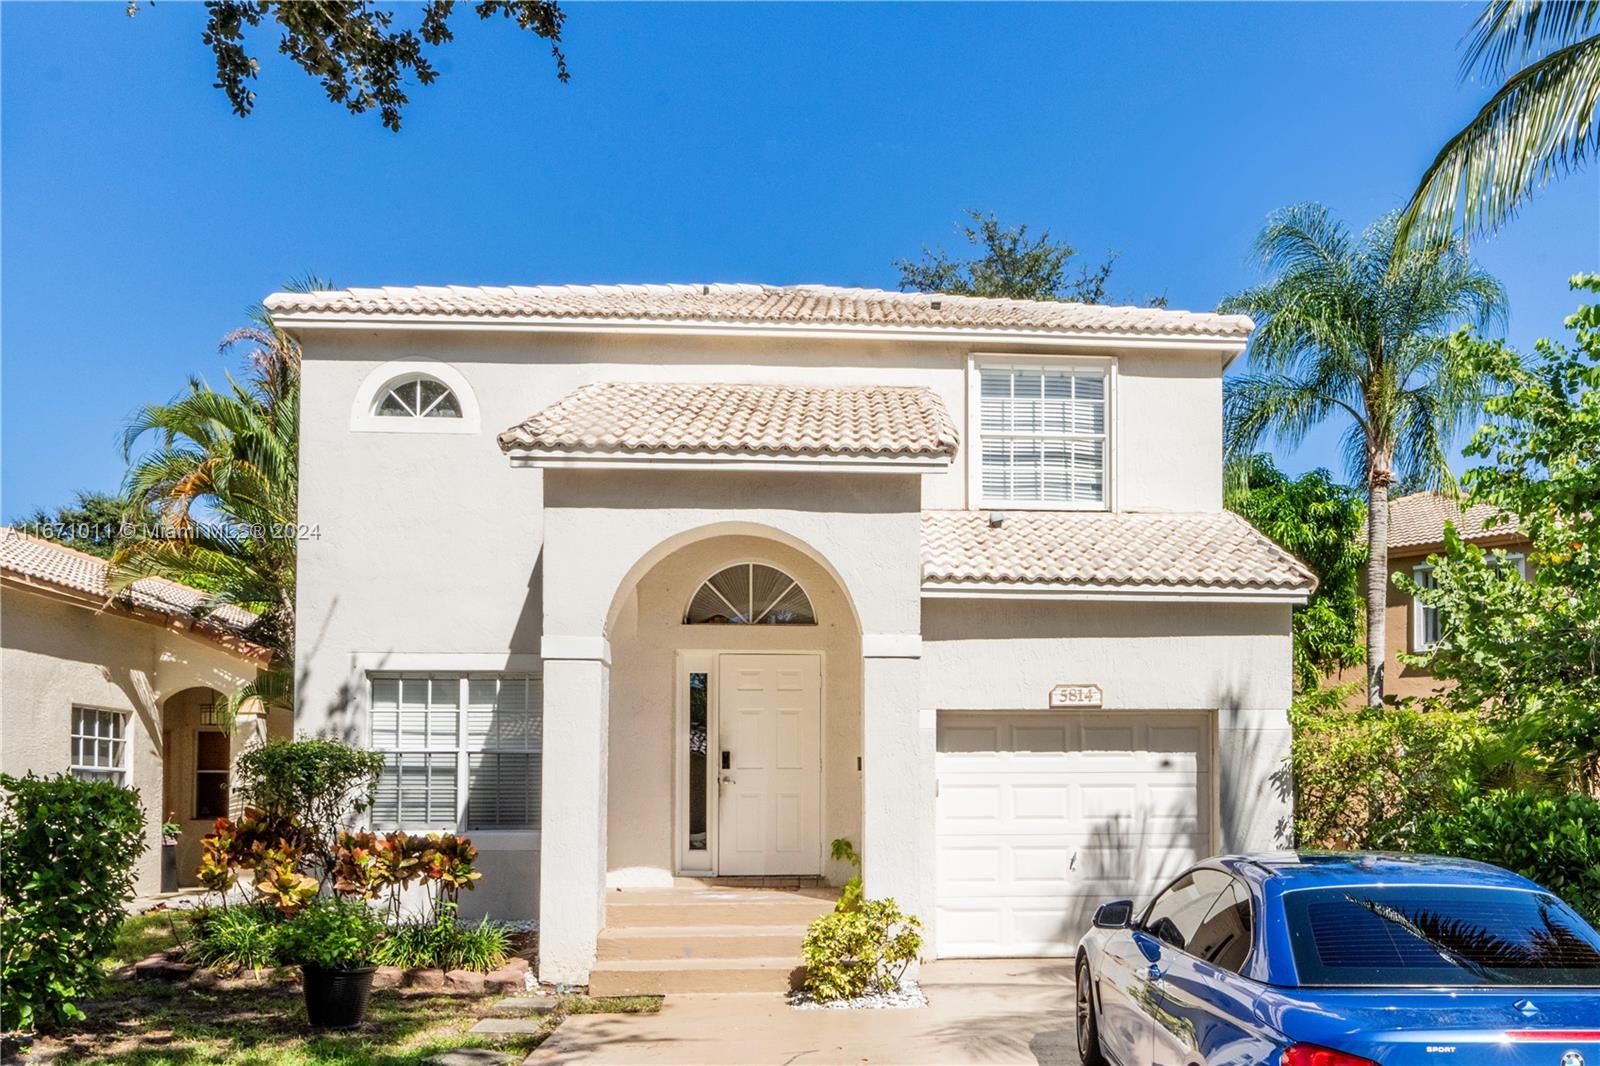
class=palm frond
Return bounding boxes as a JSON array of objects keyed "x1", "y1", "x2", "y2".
[
  {"x1": 1462, "y1": 0, "x2": 1600, "y2": 79},
  {"x1": 1399, "y1": 31, "x2": 1600, "y2": 247}
]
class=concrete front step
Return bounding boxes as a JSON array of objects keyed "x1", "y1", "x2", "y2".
[
  {"x1": 604, "y1": 889, "x2": 835, "y2": 930},
  {"x1": 587, "y1": 956, "x2": 803, "y2": 996},
  {"x1": 597, "y1": 924, "x2": 810, "y2": 961}
]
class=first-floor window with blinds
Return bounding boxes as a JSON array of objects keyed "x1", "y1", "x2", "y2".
[
  {"x1": 368, "y1": 673, "x2": 542, "y2": 832},
  {"x1": 71, "y1": 707, "x2": 129, "y2": 785},
  {"x1": 978, "y1": 361, "x2": 1108, "y2": 506}
]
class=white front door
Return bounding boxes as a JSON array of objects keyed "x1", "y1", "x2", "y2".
[
  {"x1": 716, "y1": 653, "x2": 822, "y2": 876},
  {"x1": 935, "y1": 710, "x2": 1212, "y2": 957}
]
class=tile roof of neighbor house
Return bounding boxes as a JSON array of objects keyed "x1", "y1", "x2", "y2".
[
  {"x1": 264, "y1": 283, "x2": 1254, "y2": 341},
  {"x1": 920, "y1": 510, "x2": 1318, "y2": 594},
  {"x1": 498, "y1": 382, "x2": 961, "y2": 461},
  {"x1": 1387, "y1": 491, "x2": 1519, "y2": 552},
  {"x1": 1, "y1": 528, "x2": 261, "y2": 637}
]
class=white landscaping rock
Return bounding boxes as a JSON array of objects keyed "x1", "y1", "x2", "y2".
[{"x1": 790, "y1": 981, "x2": 926, "y2": 1010}]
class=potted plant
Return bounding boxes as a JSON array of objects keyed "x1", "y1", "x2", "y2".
[
  {"x1": 160, "y1": 819, "x2": 181, "y2": 893},
  {"x1": 276, "y1": 897, "x2": 385, "y2": 1029}
]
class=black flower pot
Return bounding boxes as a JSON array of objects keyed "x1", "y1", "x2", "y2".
[
  {"x1": 160, "y1": 844, "x2": 179, "y2": 893},
  {"x1": 300, "y1": 964, "x2": 377, "y2": 1030}
]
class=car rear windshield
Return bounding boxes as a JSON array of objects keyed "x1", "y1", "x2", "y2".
[{"x1": 1283, "y1": 886, "x2": 1600, "y2": 987}]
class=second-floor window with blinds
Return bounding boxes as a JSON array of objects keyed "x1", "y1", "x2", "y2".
[
  {"x1": 368, "y1": 673, "x2": 542, "y2": 832},
  {"x1": 977, "y1": 362, "x2": 1108, "y2": 507}
]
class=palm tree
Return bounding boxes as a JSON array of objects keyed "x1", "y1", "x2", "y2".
[
  {"x1": 1398, "y1": 0, "x2": 1600, "y2": 248},
  {"x1": 111, "y1": 278, "x2": 323, "y2": 712},
  {"x1": 1219, "y1": 205, "x2": 1507, "y2": 706}
]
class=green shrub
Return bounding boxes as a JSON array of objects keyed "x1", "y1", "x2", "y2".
[
  {"x1": 233, "y1": 738, "x2": 386, "y2": 872},
  {"x1": 829, "y1": 838, "x2": 864, "y2": 913},
  {"x1": 800, "y1": 897, "x2": 922, "y2": 1001},
  {"x1": 1412, "y1": 787, "x2": 1600, "y2": 925},
  {"x1": 372, "y1": 902, "x2": 508, "y2": 972},
  {"x1": 0, "y1": 772, "x2": 148, "y2": 1031},
  {"x1": 276, "y1": 897, "x2": 384, "y2": 970},
  {"x1": 191, "y1": 905, "x2": 283, "y2": 972},
  {"x1": 1289, "y1": 692, "x2": 1478, "y2": 849}
]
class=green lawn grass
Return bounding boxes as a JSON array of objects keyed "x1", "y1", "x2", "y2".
[
  {"x1": 108, "y1": 911, "x2": 195, "y2": 969},
  {"x1": 27, "y1": 912, "x2": 660, "y2": 1065},
  {"x1": 27, "y1": 981, "x2": 658, "y2": 1065}
]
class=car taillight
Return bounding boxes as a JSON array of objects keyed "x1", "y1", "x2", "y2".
[{"x1": 1281, "y1": 1046, "x2": 1380, "y2": 1066}]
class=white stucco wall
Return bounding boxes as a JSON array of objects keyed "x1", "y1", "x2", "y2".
[
  {"x1": 0, "y1": 586, "x2": 266, "y2": 893},
  {"x1": 921, "y1": 598, "x2": 1296, "y2": 852}
]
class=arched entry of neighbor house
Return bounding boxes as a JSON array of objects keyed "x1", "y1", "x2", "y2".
[
  {"x1": 602, "y1": 527, "x2": 864, "y2": 887},
  {"x1": 161, "y1": 686, "x2": 233, "y2": 887}
]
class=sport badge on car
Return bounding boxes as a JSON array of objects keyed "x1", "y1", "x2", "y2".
[{"x1": 1560, "y1": 1051, "x2": 1584, "y2": 1066}]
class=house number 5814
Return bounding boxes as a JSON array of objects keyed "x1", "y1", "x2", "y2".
[{"x1": 1049, "y1": 684, "x2": 1103, "y2": 709}]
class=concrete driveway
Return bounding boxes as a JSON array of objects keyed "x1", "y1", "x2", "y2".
[{"x1": 529, "y1": 959, "x2": 1082, "y2": 1065}]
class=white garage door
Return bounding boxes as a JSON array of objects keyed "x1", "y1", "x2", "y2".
[{"x1": 935, "y1": 711, "x2": 1212, "y2": 958}]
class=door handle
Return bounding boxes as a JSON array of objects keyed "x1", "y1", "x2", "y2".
[
  {"x1": 1147, "y1": 962, "x2": 1164, "y2": 982},
  {"x1": 719, "y1": 774, "x2": 736, "y2": 785}
]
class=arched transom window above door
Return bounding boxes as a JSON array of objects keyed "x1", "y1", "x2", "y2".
[{"x1": 684, "y1": 563, "x2": 816, "y2": 625}]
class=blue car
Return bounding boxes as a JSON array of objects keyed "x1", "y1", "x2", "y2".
[{"x1": 1075, "y1": 853, "x2": 1600, "y2": 1065}]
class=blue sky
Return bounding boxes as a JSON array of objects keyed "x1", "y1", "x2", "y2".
[{"x1": 3, "y1": 1, "x2": 1595, "y2": 518}]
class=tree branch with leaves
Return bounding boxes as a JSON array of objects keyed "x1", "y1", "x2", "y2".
[
  {"x1": 131, "y1": 0, "x2": 568, "y2": 131},
  {"x1": 894, "y1": 210, "x2": 1163, "y2": 306}
]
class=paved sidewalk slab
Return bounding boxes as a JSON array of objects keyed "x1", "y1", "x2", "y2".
[
  {"x1": 470, "y1": 1017, "x2": 547, "y2": 1036},
  {"x1": 491, "y1": 997, "x2": 558, "y2": 1015},
  {"x1": 426, "y1": 1050, "x2": 519, "y2": 1066},
  {"x1": 528, "y1": 959, "x2": 1080, "y2": 1065}
]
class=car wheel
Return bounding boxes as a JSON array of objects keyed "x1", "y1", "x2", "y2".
[{"x1": 1076, "y1": 956, "x2": 1107, "y2": 1066}]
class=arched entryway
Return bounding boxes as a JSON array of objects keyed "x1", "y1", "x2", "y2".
[
  {"x1": 606, "y1": 533, "x2": 863, "y2": 887},
  {"x1": 160, "y1": 686, "x2": 234, "y2": 886}
]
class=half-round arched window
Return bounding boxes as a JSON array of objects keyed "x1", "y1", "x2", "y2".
[
  {"x1": 375, "y1": 375, "x2": 463, "y2": 419},
  {"x1": 685, "y1": 563, "x2": 815, "y2": 625}
]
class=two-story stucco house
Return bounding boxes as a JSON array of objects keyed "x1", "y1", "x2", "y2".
[{"x1": 271, "y1": 282, "x2": 1315, "y2": 989}]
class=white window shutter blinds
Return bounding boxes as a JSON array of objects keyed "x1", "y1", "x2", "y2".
[{"x1": 978, "y1": 363, "x2": 1108, "y2": 507}]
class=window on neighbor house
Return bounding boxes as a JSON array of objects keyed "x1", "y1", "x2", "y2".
[
  {"x1": 684, "y1": 563, "x2": 816, "y2": 625},
  {"x1": 195, "y1": 730, "x2": 230, "y2": 819},
  {"x1": 368, "y1": 674, "x2": 542, "y2": 832},
  {"x1": 977, "y1": 361, "x2": 1108, "y2": 507},
  {"x1": 374, "y1": 375, "x2": 462, "y2": 420},
  {"x1": 70, "y1": 707, "x2": 129, "y2": 786},
  {"x1": 1414, "y1": 553, "x2": 1528, "y2": 652},
  {"x1": 1412, "y1": 564, "x2": 1443, "y2": 651}
]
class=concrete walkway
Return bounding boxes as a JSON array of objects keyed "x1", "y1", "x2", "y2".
[{"x1": 529, "y1": 959, "x2": 1081, "y2": 1065}]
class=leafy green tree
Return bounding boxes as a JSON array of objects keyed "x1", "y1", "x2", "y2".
[
  {"x1": 1400, "y1": 274, "x2": 1600, "y2": 790},
  {"x1": 111, "y1": 281, "x2": 319, "y2": 711},
  {"x1": 1226, "y1": 454, "x2": 1367, "y2": 690},
  {"x1": 12, "y1": 490, "x2": 153, "y2": 559},
  {"x1": 895, "y1": 210, "x2": 1148, "y2": 305},
  {"x1": 130, "y1": 1, "x2": 568, "y2": 132},
  {"x1": 1399, "y1": 0, "x2": 1600, "y2": 249},
  {"x1": 1219, "y1": 203, "x2": 1508, "y2": 706}
]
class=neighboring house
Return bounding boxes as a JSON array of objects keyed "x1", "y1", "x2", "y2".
[
  {"x1": 269, "y1": 282, "x2": 1315, "y2": 985},
  {"x1": 0, "y1": 529, "x2": 279, "y2": 893},
  {"x1": 1374, "y1": 491, "x2": 1529, "y2": 702}
]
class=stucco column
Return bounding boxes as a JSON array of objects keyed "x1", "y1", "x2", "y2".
[
  {"x1": 1217, "y1": 705, "x2": 1294, "y2": 852},
  {"x1": 859, "y1": 638, "x2": 933, "y2": 938},
  {"x1": 536, "y1": 637, "x2": 610, "y2": 986}
]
